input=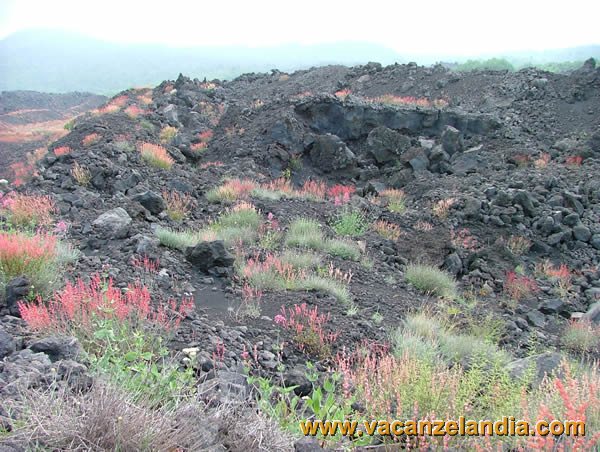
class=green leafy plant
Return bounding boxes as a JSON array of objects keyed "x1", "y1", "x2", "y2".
[{"x1": 331, "y1": 208, "x2": 369, "y2": 237}]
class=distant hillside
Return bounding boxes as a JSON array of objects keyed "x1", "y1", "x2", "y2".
[
  {"x1": 0, "y1": 90, "x2": 106, "y2": 179},
  {"x1": 1, "y1": 30, "x2": 599, "y2": 95},
  {"x1": 0, "y1": 30, "x2": 404, "y2": 94}
]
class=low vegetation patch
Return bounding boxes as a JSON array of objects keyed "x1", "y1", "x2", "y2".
[
  {"x1": 205, "y1": 178, "x2": 257, "y2": 204},
  {"x1": 274, "y1": 303, "x2": 339, "y2": 357},
  {"x1": 372, "y1": 220, "x2": 401, "y2": 240},
  {"x1": 206, "y1": 178, "x2": 356, "y2": 206},
  {"x1": 371, "y1": 189, "x2": 406, "y2": 213},
  {"x1": 162, "y1": 190, "x2": 194, "y2": 221},
  {"x1": 330, "y1": 208, "x2": 369, "y2": 237},
  {"x1": 159, "y1": 126, "x2": 178, "y2": 144},
  {"x1": 138, "y1": 142, "x2": 174, "y2": 169},
  {"x1": 5, "y1": 383, "x2": 210, "y2": 451},
  {"x1": 18, "y1": 275, "x2": 195, "y2": 406},
  {"x1": 405, "y1": 263, "x2": 457, "y2": 298},
  {"x1": 207, "y1": 202, "x2": 261, "y2": 246},
  {"x1": 562, "y1": 319, "x2": 600, "y2": 353},
  {"x1": 285, "y1": 217, "x2": 361, "y2": 261},
  {"x1": 285, "y1": 218, "x2": 325, "y2": 250},
  {"x1": 156, "y1": 226, "x2": 202, "y2": 250},
  {"x1": 0, "y1": 231, "x2": 63, "y2": 294},
  {"x1": 0, "y1": 192, "x2": 56, "y2": 228},
  {"x1": 503, "y1": 270, "x2": 538, "y2": 303},
  {"x1": 239, "y1": 253, "x2": 352, "y2": 305},
  {"x1": 71, "y1": 162, "x2": 92, "y2": 186},
  {"x1": 82, "y1": 132, "x2": 100, "y2": 147}
]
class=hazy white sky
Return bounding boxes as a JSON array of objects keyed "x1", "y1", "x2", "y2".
[{"x1": 0, "y1": 0, "x2": 599, "y2": 55}]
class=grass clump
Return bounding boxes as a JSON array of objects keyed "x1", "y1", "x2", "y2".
[
  {"x1": 378, "y1": 189, "x2": 406, "y2": 213},
  {"x1": 251, "y1": 187, "x2": 284, "y2": 201},
  {"x1": 402, "y1": 313, "x2": 444, "y2": 340},
  {"x1": 156, "y1": 227, "x2": 200, "y2": 250},
  {"x1": 325, "y1": 239, "x2": 361, "y2": 261},
  {"x1": 209, "y1": 202, "x2": 261, "y2": 246},
  {"x1": 139, "y1": 142, "x2": 174, "y2": 170},
  {"x1": 205, "y1": 179, "x2": 256, "y2": 204},
  {"x1": 396, "y1": 313, "x2": 509, "y2": 367},
  {"x1": 239, "y1": 253, "x2": 353, "y2": 305},
  {"x1": 284, "y1": 218, "x2": 325, "y2": 250},
  {"x1": 299, "y1": 275, "x2": 351, "y2": 304},
  {"x1": 162, "y1": 190, "x2": 194, "y2": 222},
  {"x1": 216, "y1": 202, "x2": 261, "y2": 230},
  {"x1": 114, "y1": 140, "x2": 135, "y2": 153},
  {"x1": 158, "y1": 203, "x2": 261, "y2": 250},
  {"x1": 280, "y1": 250, "x2": 321, "y2": 270},
  {"x1": 285, "y1": 218, "x2": 361, "y2": 261},
  {"x1": 437, "y1": 333, "x2": 510, "y2": 366},
  {"x1": 330, "y1": 208, "x2": 369, "y2": 237},
  {"x1": 3, "y1": 383, "x2": 211, "y2": 451},
  {"x1": 71, "y1": 162, "x2": 92, "y2": 186},
  {"x1": 405, "y1": 263, "x2": 457, "y2": 298}
]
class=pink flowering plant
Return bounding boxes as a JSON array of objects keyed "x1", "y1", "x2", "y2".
[{"x1": 274, "y1": 303, "x2": 339, "y2": 357}]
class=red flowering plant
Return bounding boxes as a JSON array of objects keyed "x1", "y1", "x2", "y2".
[
  {"x1": 0, "y1": 231, "x2": 58, "y2": 294},
  {"x1": 328, "y1": 184, "x2": 355, "y2": 206},
  {"x1": 299, "y1": 180, "x2": 327, "y2": 201},
  {"x1": 18, "y1": 274, "x2": 194, "y2": 359},
  {"x1": 274, "y1": 303, "x2": 339, "y2": 357},
  {"x1": 504, "y1": 271, "x2": 538, "y2": 304},
  {"x1": 0, "y1": 192, "x2": 57, "y2": 229}
]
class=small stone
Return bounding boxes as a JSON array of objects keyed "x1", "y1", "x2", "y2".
[
  {"x1": 0, "y1": 328, "x2": 16, "y2": 359},
  {"x1": 539, "y1": 299, "x2": 566, "y2": 315},
  {"x1": 526, "y1": 310, "x2": 545, "y2": 328},
  {"x1": 441, "y1": 125, "x2": 463, "y2": 155},
  {"x1": 562, "y1": 212, "x2": 580, "y2": 227},
  {"x1": 185, "y1": 240, "x2": 235, "y2": 276},
  {"x1": 92, "y1": 208, "x2": 132, "y2": 239},
  {"x1": 572, "y1": 224, "x2": 591, "y2": 242},
  {"x1": 131, "y1": 191, "x2": 165, "y2": 215},
  {"x1": 29, "y1": 336, "x2": 82, "y2": 362},
  {"x1": 583, "y1": 302, "x2": 600, "y2": 325}
]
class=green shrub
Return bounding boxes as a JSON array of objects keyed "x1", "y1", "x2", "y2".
[
  {"x1": 331, "y1": 208, "x2": 369, "y2": 237},
  {"x1": 455, "y1": 58, "x2": 515, "y2": 72},
  {"x1": 405, "y1": 263, "x2": 457, "y2": 298}
]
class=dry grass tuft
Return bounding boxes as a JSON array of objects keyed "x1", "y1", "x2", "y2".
[
  {"x1": 4, "y1": 382, "x2": 211, "y2": 451},
  {"x1": 3, "y1": 382, "x2": 295, "y2": 452}
]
